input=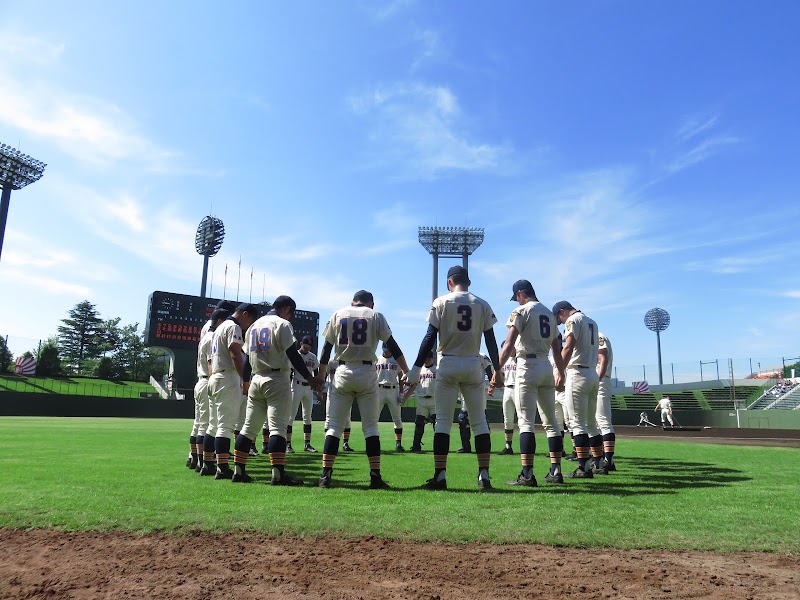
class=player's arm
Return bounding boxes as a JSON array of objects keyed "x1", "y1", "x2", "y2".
[
  {"x1": 403, "y1": 325, "x2": 438, "y2": 386},
  {"x1": 597, "y1": 348, "x2": 609, "y2": 379},
  {"x1": 551, "y1": 336, "x2": 566, "y2": 389},
  {"x1": 561, "y1": 332, "x2": 576, "y2": 366},
  {"x1": 229, "y1": 342, "x2": 245, "y2": 379},
  {"x1": 483, "y1": 327, "x2": 501, "y2": 373},
  {"x1": 286, "y1": 342, "x2": 316, "y2": 384},
  {"x1": 498, "y1": 327, "x2": 519, "y2": 371},
  {"x1": 317, "y1": 339, "x2": 334, "y2": 382}
]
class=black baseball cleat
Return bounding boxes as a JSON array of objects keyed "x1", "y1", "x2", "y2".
[
  {"x1": 409, "y1": 445, "x2": 422, "y2": 452},
  {"x1": 507, "y1": 473, "x2": 537, "y2": 487},
  {"x1": 272, "y1": 474, "x2": 304, "y2": 486},
  {"x1": 285, "y1": 444, "x2": 295, "y2": 454},
  {"x1": 342, "y1": 443, "x2": 354, "y2": 452},
  {"x1": 544, "y1": 472, "x2": 565, "y2": 484},
  {"x1": 214, "y1": 465, "x2": 234, "y2": 480},
  {"x1": 564, "y1": 467, "x2": 593, "y2": 479},
  {"x1": 369, "y1": 474, "x2": 390, "y2": 489},
  {"x1": 395, "y1": 444, "x2": 406, "y2": 453},
  {"x1": 456, "y1": 447, "x2": 472, "y2": 454},
  {"x1": 185, "y1": 456, "x2": 193, "y2": 468},
  {"x1": 231, "y1": 472, "x2": 253, "y2": 483},
  {"x1": 497, "y1": 447, "x2": 514, "y2": 455},
  {"x1": 422, "y1": 477, "x2": 447, "y2": 490},
  {"x1": 188, "y1": 456, "x2": 198, "y2": 469},
  {"x1": 590, "y1": 463, "x2": 609, "y2": 475},
  {"x1": 477, "y1": 477, "x2": 493, "y2": 492},
  {"x1": 261, "y1": 445, "x2": 269, "y2": 454},
  {"x1": 194, "y1": 462, "x2": 203, "y2": 473},
  {"x1": 304, "y1": 444, "x2": 318, "y2": 453},
  {"x1": 199, "y1": 463, "x2": 216, "y2": 476},
  {"x1": 318, "y1": 474, "x2": 332, "y2": 488},
  {"x1": 565, "y1": 451, "x2": 578, "y2": 461},
  {"x1": 248, "y1": 446, "x2": 259, "y2": 456},
  {"x1": 603, "y1": 459, "x2": 617, "y2": 472}
]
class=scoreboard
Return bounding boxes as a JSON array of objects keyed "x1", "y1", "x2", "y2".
[{"x1": 144, "y1": 291, "x2": 320, "y2": 352}]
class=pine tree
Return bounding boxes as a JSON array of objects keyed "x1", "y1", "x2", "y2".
[{"x1": 57, "y1": 301, "x2": 104, "y2": 374}]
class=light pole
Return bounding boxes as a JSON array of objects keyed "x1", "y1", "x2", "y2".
[
  {"x1": 0, "y1": 143, "x2": 46, "y2": 262},
  {"x1": 195, "y1": 216, "x2": 225, "y2": 298},
  {"x1": 644, "y1": 307, "x2": 670, "y2": 385},
  {"x1": 418, "y1": 226, "x2": 484, "y2": 301}
]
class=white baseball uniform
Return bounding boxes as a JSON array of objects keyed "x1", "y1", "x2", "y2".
[
  {"x1": 208, "y1": 318, "x2": 245, "y2": 439},
  {"x1": 430, "y1": 291, "x2": 497, "y2": 437},
  {"x1": 595, "y1": 332, "x2": 615, "y2": 435},
  {"x1": 376, "y1": 354, "x2": 403, "y2": 428},
  {"x1": 192, "y1": 329, "x2": 213, "y2": 437},
  {"x1": 323, "y1": 305, "x2": 393, "y2": 438},
  {"x1": 506, "y1": 301, "x2": 560, "y2": 438},
  {"x1": 563, "y1": 311, "x2": 600, "y2": 437},
  {"x1": 291, "y1": 350, "x2": 319, "y2": 426},
  {"x1": 416, "y1": 364, "x2": 436, "y2": 419},
  {"x1": 501, "y1": 355, "x2": 517, "y2": 430},
  {"x1": 240, "y1": 312, "x2": 297, "y2": 440},
  {"x1": 658, "y1": 397, "x2": 674, "y2": 425}
]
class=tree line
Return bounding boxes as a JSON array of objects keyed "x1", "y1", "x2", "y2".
[{"x1": 1, "y1": 300, "x2": 167, "y2": 382}]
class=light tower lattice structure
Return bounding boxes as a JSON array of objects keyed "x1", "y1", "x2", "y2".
[
  {"x1": 195, "y1": 216, "x2": 225, "y2": 298},
  {"x1": 418, "y1": 226, "x2": 484, "y2": 301},
  {"x1": 644, "y1": 307, "x2": 670, "y2": 385},
  {"x1": 0, "y1": 143, "x2": 46, "y2": 262}
]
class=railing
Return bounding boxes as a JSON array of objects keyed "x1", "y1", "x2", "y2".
[{"x1": 0, "y1": 375, "x2": 158, "y2": 399}]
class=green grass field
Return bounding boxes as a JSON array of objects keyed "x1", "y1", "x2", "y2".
[{"x1": 0, "y1": 417, "x2": 797, "y2": 552}]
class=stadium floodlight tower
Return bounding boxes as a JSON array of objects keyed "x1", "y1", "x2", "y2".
[
  {"x1": 418, "y1": 226, "x2": 485, "y2": 301},
  {"x1": 0, "y1": 143, "x2": 46, "y2": 263},
  {"x1": 195, "y1": 215, "x2": 225, "y2": 298},
  {"x1": 644, "y1": 307, "x2": 670, "y2": 385}
]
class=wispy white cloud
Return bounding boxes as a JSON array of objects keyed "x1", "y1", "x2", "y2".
[
  {"x1": 784, "y1": 290, "x2": 800, "y2": 299},
  {"x1": 368, "y1": 0, "x2": 417, "y2": 21},
  {"x1": 411, "y1": 29, "x2": 446, "y2": 72},
  {"x1": 349, "y1": 82, "x2": 510, "y2": 178},
  {"x1": 0, "y1": 32, "x2": 64, "y2": 64},
  {"x1": 684, "y1": 253, "x2": 781, "y2": 275},
  {"x1": 363, "y1": 239, "x2": 416, "y2": 256},
  {"x1": 665, "y1": 135, "x2": 740, "y2": 174},
  {"x1": 0, "y1": 267, "x2": 92, "y2": 296},
  {"x1": 675, "y1": 114, "x2": 719, "y2": 143}
]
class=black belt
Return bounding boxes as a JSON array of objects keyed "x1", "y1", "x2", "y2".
[
  {"x1": 441, "y1": 354, "x2": 477, "y2": 357},
  {"x1": 379, "y1": 384, "x2": 397, "y2": 389},
  {"x1": 255, "y1": 369, "x2": 281, "y2": 375},
  {"x1": 506, "y1": 384, "x2": 514, "y2": 389},
  {"x1": 340, "y1": 360, "x2": 373, "y2": 365},
  {"x1": 421, "y1": 395, "x2": 433, "y2": 398},
  {"x1": 199, "y1": 375, "x2": 209, "y2": 379},
  {"x1": 525, "y1": 354, "x2": 538, "y2": 359},
  {"x1": 573, "y1": 365, "x2": 590, "y2": 369},
  {"x1": 295, "y1": 381, "x2": 309, "y2": 386}
]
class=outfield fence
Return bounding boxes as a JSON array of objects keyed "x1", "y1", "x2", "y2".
[
  {"x1": 0, "y1": 376, "x2": 158, "y2": 399},
  {"x1": 613, "y1": 356, "x2": 798, "y2": 387}
]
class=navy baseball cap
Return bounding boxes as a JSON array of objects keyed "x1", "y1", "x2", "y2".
[
  {"x1": 301, "y1": 336, "x2": 312, "y2": 346},
  {"x1": 447, "y1": 265, "x2": 468, "y2": 279},
  {"x1": 353, "y1": 290, "x2": 374, "y2": 304},
  {"x1": 551, "y1": 300, "x2": 575, "y2": 316},
  {"x1": 510, "y1": 279, "x2": 535, "y2": 300},
  {"x1": 236, "y1": 302, "x2": 260, "y2": 316},
  {"x1": 216, "y1": 300, "x2": 237, "y2": 312},
  {"x1": 210, "y1": 308, "x2": 230, "y2": 322}
]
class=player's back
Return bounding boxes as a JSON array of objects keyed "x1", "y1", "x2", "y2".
[
  {"x1": 211, "y1": 319, "x2": 242, "y2": 373},
  {"x1": 324, "y1": 305, "x2": 391, "y2": 362},
  {"x1": 513, "y1": 301, "x2": 558, "y2": 357},
  {"x1": 431, "y1": 291, "x2": 496, "y2": 357},
  {"x1": 565, "y1": 312, "x2": 599, "y2": 369},
  {"x1": 598, "y1": 332, "x2": 613, "y2": 377},
  {"x1": 245, "y1": 314, "x2": 294, "y2": 373}
]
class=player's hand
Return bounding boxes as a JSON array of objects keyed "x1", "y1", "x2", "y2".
[
  {"x1": 401, "y1": 385, "x2": 416, "y2": 402},
  {"x1": 402, "y1": 365, "x2": 421, "y2": 386},
  {"x1": 554, "y1": 370, "x2": 564, "y2": 390},
  {"x1": 487, "y1": 382, "x2": 496, "y2": 396},
  {"x1": 241, "y1": 381, "x2": 250, "y2": 395},
  {"x1": 309, "y1": 374, "x2": 324, "y2": 395},
  {"x1": 490, "y1": 370, "x2": 504, "y2": 390}
]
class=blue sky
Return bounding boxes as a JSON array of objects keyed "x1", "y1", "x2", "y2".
[{"x1": 1, "y1": 1, "x2": 798, "y2": 384}]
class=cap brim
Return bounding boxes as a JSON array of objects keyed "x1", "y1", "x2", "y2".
[{"x1": 510, "y1": 293, "x2": 517, "y2": 301}]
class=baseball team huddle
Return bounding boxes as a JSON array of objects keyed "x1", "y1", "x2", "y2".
[{"x1": 186, "y1": 264, "x2": 616, "y2": 490}]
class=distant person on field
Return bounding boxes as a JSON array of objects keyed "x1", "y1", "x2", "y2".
[{"x1": 656, "y1": 396, "x2": 674, "y2": 429}]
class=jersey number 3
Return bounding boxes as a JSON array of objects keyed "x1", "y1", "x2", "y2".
[{"x1": 457, "y1": 305, "x2": 472, "y2": 331}]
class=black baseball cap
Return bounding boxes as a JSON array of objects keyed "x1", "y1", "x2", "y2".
[
  {"x1": 447, "y1": 265, "x2": 468, "y2": 278},
  {"x1": 510, "y1": 279, "x2": 535, "y2": 300},
  {"x1": 301, "y1": 335, "x2": 312, "y2": 346},
  {"x1": 216, "y1": 300, "x2": 237, "y2": 312},
  {"x1": 551, "y1": 300, "x2": 575, "y2": 316},
  {"x1": 353, "y1": 290, "x2": 374, "y2": 304}
]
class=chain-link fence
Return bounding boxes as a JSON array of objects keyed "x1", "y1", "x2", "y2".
[{"x1": 0, "y1": 375, "x2": 158, "y2": 399}]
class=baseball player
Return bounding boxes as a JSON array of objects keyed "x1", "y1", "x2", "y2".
[
  {"x1": 188, "y1": 307, "x2": 230, "y2": 471},
  {"x1": 552, "y1": 356, "x2": 576, "y2": 461},
  {"x1": 552, "y1": 300, "x2": 600, "y2": 479},
  {"x1": 230, "y1": 296, "x2": 323, "y2": 484},
  {"x1": 403, "y1": 265, "x2": 502, "y2": 492},
  {"x1": 594, "y1": 331, "x2": 616, "y2": 472},
  {"x1": 657, "y1": 396, "x2": 675, "y2": 428},
  {"x1": 410, "y1": 351, "x2": 436, "y2": 452},
  {"x1": 496, "y1": 280, "x2": 566, "y2": 486},
  {"x1": 495, "y1": 343, "x2": 517, "y2": 455},
  {"x1": 454, "y1": 354, "x2": 494, "y2": 454},
  {"x1": 286, "y1": 335, "x2": 320, "y2": 453},
  {"x1": 317, "y1": 290, "x2": 411, "y2": 489},
  {"x1": 203, "y1": 303, "x2": 259, "y2": 480},
  {"x1": 376, "y1": 343, "x2": 406, "y2": 452}
]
